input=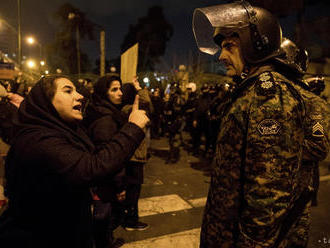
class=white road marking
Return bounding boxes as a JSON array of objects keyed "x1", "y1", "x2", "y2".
[
  {"x1": 138, "y1": 194, "x2": 193, "y2": 217},
  {"x1": 320, "y1": 175, "x2": 330, "y2": 182},
  {"x1": 122, "y1": 228, "x2": 201, "y2": 248},
  {"x1": 187, "y1": 197, "x2": 207, "y2": 208}
]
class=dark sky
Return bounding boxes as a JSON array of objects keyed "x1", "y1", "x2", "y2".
[{"x1": 1, "y1": 0, "x2": 329, "y2": 71}]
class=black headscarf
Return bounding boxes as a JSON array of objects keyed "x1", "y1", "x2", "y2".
[
  {"x1": 85, "y1": 75, "x2": 127, "y2": 128},
  {"x1": 13, "y1": 76, "x2": 94, "y2": 151},
  {"x1": 93, "y1": 75, "x2": 121, "y2": 102}
]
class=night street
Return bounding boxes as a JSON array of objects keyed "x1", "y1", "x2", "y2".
[
  {"x1": 113, "y1": 134, "x2": 330, "y2": 248},
  {"x1": 0, "y1": 1, "x2": 330, "y2": 247}
]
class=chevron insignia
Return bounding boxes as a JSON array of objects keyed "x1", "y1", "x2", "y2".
[{"x1": 312, "y1": 122, "x2": 324, "y2": 137}]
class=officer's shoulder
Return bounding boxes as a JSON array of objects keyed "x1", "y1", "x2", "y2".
[{"x1": 253, "y1": 71, "x2": 286, "y2": 97}]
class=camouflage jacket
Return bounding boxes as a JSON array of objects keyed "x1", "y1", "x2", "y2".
[
  {"x1": 200, "y1": 65, "x2": 312, "y2": 248},
  {"x1": 279, "y1": 73, "x2": 330, "y2": 193}
]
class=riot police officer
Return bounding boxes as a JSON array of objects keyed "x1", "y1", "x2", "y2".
[
  {"x1": 163, "y1": 83, "x2": 185, "y2": 163},
  {"x1": 275, "y1": 38, "x2": 330, "y2": 212},
  {"x1": 207, "y1": 82, "x2": 234, "y2": 159},
  {"x1": 183, "y1": 83, "x2": 198, "y2": 149},
  {"x1": 305, "y1": 76, "x2": 325, "y2": 97},
  {"x1": 192, "y1": 83, "x2": 212, "y2": 157},
  {"x1": 193, "y1": 2, "x2": 314, "y2": 247}
]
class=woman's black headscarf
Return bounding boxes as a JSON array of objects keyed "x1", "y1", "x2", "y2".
[
  {"x1": 13, "y1": 75, "x2": 94, "y2": 151},
  {"x1": 93, "y1": 75, "x2": 122, "y2": 102},
  {"x1": 86, "y1": 75, "x2": 127, "y2": 127}
]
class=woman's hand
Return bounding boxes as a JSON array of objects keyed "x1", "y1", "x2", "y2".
[{"x1": 128, "y1": 95, "x2": 149, "y2": 129}]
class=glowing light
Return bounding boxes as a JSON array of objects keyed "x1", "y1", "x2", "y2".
[
  {"x1": 26, "y1": 36, "x2": 35, "y2": 45},
  {"x1": 143, "y1": 77, "x2": 149, "y2": 83},
  {"x1": 26, "y1": 59, "x2": 36, "y2": 69}
]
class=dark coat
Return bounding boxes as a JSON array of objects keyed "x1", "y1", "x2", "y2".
[
  {"x1": 0, "y1": 81, "x2": 144, "y2": 248},
  {"x1": 83, "y1": 93, "x2": 128, "y2": 202},
  {"x1": 194, "y1": 93, "x2": 211, "y2": 121},
  {"x1": 0, "y1": 98, "x2": 17, "y2": 144}
]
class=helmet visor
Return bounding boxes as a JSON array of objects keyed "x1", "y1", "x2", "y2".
[{"x1": 192, "y1": 2, "x2": 249, "y2": 55}]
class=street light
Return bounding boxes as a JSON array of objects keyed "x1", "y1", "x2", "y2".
[
  {"x1": 26, "y1": 36, "x2": 35, "y2": 45},
  {"x1": 143, "y1": 77, "x2": 150, "y2": 83},
  {"x1": 26, "y1": 59, "x2": 36, "y2": 69},
  {"x1": 26, "y1": 35, "x2": 42, "y2": 60}
]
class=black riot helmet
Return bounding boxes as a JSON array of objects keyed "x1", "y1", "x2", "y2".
[
  {"x1": 170, "y1": 82, "x2": 181, "y2": 95},
  {"x1": 305, "y1": 77, "x2": 325, "y2": 96},
  {"x1": 201, "y1": 83, "x2": 209, "y2": 93},
  {"x1": 209, "y1": 85, "x2": 216, "y2": 92},
  {"x1": 209, "y1": 85, "x2": 217, "y2": 97},
  {"x1": 193, "y1": 1, "x2": 282, "y2": 64},
  {"x1": 275, "y1": 37, "x2": 309, "y2": 76}
]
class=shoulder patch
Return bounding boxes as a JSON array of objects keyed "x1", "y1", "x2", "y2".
[
  {"x1": 255, "y1": 72, "x2": 277, "y2": 96},
  {"x1": 257, "y1": 119, "x2": 281, "y2": 135}
]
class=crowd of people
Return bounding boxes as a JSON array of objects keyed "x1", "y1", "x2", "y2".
[
  {"x1": 0, "y1": 1, "x2": 329, "y2": 248},
  {"x1": 0, "y1": 71, "x2": 230, "y2": 247}
]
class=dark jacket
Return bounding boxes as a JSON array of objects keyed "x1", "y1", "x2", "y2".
[
  {"x1": 0, "y1": 81, "x2": 144, "y2": 248},
  {"x1": 194, "y1": 92, "x2": 211, "y2": 122},
  {"x1": 121, "y1": 86, "x2": 153, "y2": 164},
  {"x1": 121, "y1": 86, "x2": 153, "y2": 185},
  {"x1": 83, "y1": 93, "x2": 128, "y2": 201}
]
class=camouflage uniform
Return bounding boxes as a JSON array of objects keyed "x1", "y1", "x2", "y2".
[
  {"x1": 277, "y1": 73, "x2": 330, "y2": 247},
  {"x1": 200, "y1": 66, "x2": 316, "y2": 248}
]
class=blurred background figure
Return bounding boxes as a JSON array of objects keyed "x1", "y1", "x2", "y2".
[
  {"x1": 305, "y1": 76, "x2": 325, "y2": 97},
  {"x1": 183, "y1": 82, "x2": 197, "y2": 153},
  {"x1": 192, "y1": 83, "x2": 211, "y2": 157},
  {"x1": 162, "y1": 82, "x2": 185, "y2": 163},
  {"x1": 121, "y1": 77, "x2": 153, "y2": 232},
  {"x1": 150, "y1": 87, "x2": 163, "y2": 139}
]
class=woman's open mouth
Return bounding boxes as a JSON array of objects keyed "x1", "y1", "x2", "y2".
[{"x1": 73, "y1": 104, "x2": 82, "y2": 111}]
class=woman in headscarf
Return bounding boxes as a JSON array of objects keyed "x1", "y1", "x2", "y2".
[
  {"x1": 0, "y1": 75, "x2": 149, "y2": 248},
  {"x1": 83, "y1": 75, "x2": 127, "y2": 248}
]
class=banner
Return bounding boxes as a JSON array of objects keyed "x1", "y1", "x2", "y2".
[{"x1": 121, "y1": 43, "x2": 138, "y2": 83}]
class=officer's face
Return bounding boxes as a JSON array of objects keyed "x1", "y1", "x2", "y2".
[{"x1": 218, "y1": 37, "x2": 245, "y2": 77}]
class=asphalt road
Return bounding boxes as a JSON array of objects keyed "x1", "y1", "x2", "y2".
[{"x1": 114, "y1": 135, "x2": 330, "y2": 248}]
